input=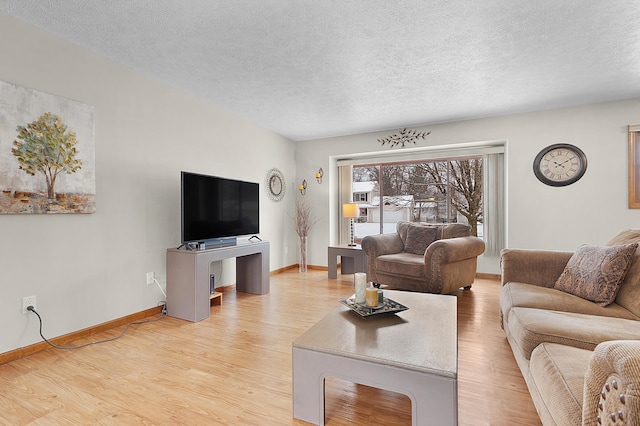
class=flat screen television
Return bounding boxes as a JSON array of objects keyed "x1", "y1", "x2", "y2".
[{"x1": 181, "y1": 171, "x2": 259, "y2": 247}]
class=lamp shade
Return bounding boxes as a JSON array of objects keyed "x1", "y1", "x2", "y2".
[{"x1": 342, "y1": 203, "x2": 359, "y2": 218}]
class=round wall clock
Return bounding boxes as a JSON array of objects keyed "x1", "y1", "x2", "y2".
[
  {"x1": 533, "y1": 143, "x2": 587, "y2": 187},
  {"x1": 265, "y1": 168, "x2": 286, "y2": 201}
]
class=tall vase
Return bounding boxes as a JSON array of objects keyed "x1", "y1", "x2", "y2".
[{"x1": 299, "y1": 236, "x2": 307, "y2": 273}]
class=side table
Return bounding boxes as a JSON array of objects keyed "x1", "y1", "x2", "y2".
[{"x1": 327, "y1": 245, "x2": 367, "y2": 279}]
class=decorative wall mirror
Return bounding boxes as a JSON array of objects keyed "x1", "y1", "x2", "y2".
[{"x1": 265, "y1": 168, "x2": 286, "y2": 202}]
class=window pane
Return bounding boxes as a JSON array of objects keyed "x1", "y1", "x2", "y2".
[
  {"x1": 352, "y1": 166, "x2": 380, "y2": 242},
  {"x1": 351, "y1": 157, "x2": 483, "y2": 239},
  {"x1": 447, "y1": 158, "x2": 483, "y2": 237}
]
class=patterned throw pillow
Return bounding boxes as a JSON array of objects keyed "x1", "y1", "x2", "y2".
[
  {"x1": 554, "y1": 243, "x2": 639, "y2": 307},
  {"x1": 403, "y1": 224, "x2": 439, "y2": 255}
]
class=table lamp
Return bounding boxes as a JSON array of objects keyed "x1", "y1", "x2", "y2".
[{"x1": 342, "y1": 202, "x2": 359, "y2": 246}]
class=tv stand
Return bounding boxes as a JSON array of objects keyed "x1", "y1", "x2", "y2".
[{"x1": 166, "y1": 240, "x2": 270, "y2": 322}]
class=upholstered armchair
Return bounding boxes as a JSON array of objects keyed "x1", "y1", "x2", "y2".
[{"x1": 361, "y1": 221, "x2": 485, "y2": 294}]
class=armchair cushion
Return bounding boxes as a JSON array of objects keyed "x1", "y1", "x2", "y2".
[
  {"x1": 376, "y1": 252, "x2": 424, "y2": 276},
  {"x1": 403, "y1": 223, "x2": 439, "y2": 255},
  {"x1": 554, "y1": 243, "x2": 638, "y2": 307}
]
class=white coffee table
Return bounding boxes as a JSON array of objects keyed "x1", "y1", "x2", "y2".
[{"x1": 292, "y1": 290, "x2": 457, "y2": 426}]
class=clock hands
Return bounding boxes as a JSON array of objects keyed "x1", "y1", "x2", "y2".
[
  {"x1": 552, "y1": 156, "x2": 574, "y2": 169},
  {"x1": 558, "y1": 157, "x2": 573, "y2": 166}
]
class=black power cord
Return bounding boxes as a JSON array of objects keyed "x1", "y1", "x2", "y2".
[{"x1": 27, "y1": 303, "x2": 166, "y2": 350}]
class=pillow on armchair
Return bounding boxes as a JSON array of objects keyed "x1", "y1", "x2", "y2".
[
  {"x1": 403, "y1": 224, "x2": 439, "y2": 255},
  {"x1": 554, "y1": 243, "x2": 638, "y2": 306}
]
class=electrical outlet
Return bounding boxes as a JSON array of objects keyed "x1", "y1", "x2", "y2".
[
  {"x1": 22, "y1": 295, "x2": 36, "y2": 314},
  {"x1": 146, "y1": 272, "x2": 155, "y2": 285}
]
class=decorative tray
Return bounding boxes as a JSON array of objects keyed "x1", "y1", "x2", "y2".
[{"x1": 339, "y1": 297, "x2": 409, "y2": 318}]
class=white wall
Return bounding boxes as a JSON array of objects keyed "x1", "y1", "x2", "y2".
[
  {"x1": 0, "y1": 14, "x2": 297, "y2": 354},
  {"x1": 3, "y1": 11, "x2": 640, "y2": 356},
  {"x1": 296, "y1": 98, "x2": 640, "y2": 274}
]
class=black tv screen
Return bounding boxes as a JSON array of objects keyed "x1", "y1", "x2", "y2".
[{"x1": 181, "y1": 171, "x2": 259, "y2": 244}]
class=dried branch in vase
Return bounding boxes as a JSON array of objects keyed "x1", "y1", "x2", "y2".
[{"x1": 294, "y1": 198, "x2": 319, "y2": 238}]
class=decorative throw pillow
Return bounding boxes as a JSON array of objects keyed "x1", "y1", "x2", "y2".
[
  {"x1": 554, "y1": 243, "x2": 639, "y2": 307},
  {"x1": 403, "y1": 224, "x2": 439, "y2": 255}
]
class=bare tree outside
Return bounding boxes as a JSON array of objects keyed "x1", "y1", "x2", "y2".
[{"x1": 419, "y1": 158, "x2": 483, "y2": 236}]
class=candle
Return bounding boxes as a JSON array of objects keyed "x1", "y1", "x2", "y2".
[
  {"x1": 354, "y1": 272, "x2": 366, "y2": 304},
  {"x1": 365, "y1": 287, "x2": 378, "y2": 307}
]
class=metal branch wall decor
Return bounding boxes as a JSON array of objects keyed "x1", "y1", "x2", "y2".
[{"x1": 378, "y1": 128, "x2": 431, "y2": 149}]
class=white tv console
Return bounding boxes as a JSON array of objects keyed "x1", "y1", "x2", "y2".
[{"x1": 166, "y1": 240, "x2": 270, "y2": 322}]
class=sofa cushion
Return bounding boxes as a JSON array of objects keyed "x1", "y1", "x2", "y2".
[
  {"x1": 500, "y1": 283, "x2": 640, "y2": 326},
  {"x1": 506, "y1": 307, "x2": 640, "y2": 360},
  {"x1": 403, "y1": 224, "x2": 439, "y2": 255},
  {"x1": 375, "y1": 253, "x2": 425, "y2": 278},
  {"x1": 606, "y1": 229, "x2": 640, "y2": 319},
  {"x1": 554, "y1": 243, "x2": 638, "y2": 306},
  {"x1": 529, "y1": 343, "x2": 592, "y2": 426},
  {"x1": 605, "y1": 229, "x2": 640, "y2": 246}
]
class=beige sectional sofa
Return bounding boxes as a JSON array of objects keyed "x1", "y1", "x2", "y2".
[{"x1": 500, "y1": 229, "x2": 640, "y2": 426}]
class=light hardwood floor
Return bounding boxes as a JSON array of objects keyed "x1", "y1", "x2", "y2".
[{"x1": 0, "y1": 270, "x2": 541, "y2": 425}]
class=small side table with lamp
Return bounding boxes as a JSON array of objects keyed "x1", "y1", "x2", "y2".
[{"x1": 328, "y1": 203, "x2": 367, "y2": 279}]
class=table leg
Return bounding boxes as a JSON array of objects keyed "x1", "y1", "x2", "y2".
[
  {"x1": 341, "y1": 256, "x2": 355, "y2": 274},
  {"x1": 328, "y1": 248, "x2": 338, "y2": 279},
  {"x1": 293, "y1": 347, "x2": 325, "y2": 425},
  {"x1": 354, "y1": 252, "x2": 367, "y2": 275},
  {"x1": 292, "y1": 347, "x2": 457, "y2": 426}
]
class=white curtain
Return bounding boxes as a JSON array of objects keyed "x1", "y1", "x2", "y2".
[
  {"x1": 338, "y1": 164, "x2": 353, "y2": 245},
  {"x1": 483, "y1": 152, "x2": 505, "y2": 256}
]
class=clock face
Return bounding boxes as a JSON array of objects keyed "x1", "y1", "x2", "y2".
[{"x1": 533, "y1": 144, "x2": 587, "y2": 187}]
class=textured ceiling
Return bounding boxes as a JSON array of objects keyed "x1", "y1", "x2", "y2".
[{"x1": 1, "y1": 1, "x2": 640, "y2": 141}]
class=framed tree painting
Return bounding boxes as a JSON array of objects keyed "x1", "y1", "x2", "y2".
[{"x1": 0, "y1": 80, "x2": 95, "y2": 214}]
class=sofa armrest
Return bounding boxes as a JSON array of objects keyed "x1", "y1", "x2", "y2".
[
  {"x1": 424, "y1": 236, "x2": 485, "y2": 265},
  {"x1": 361, "y1": 233, "x2": 404, "y2": 258},
  {"x1": 582, "y1": 340, "x2": 640, "y2": 426},
  {"x1": 500, "y1": 248, "x2": 573, "y2": 288},
  {"x1": 361, "y1": 234, "x2": 404, "y2": 284}
]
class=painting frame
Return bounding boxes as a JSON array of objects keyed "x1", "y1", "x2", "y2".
[{"x1": 0, "y1": 80, "x2": 95, "y2": 214}]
